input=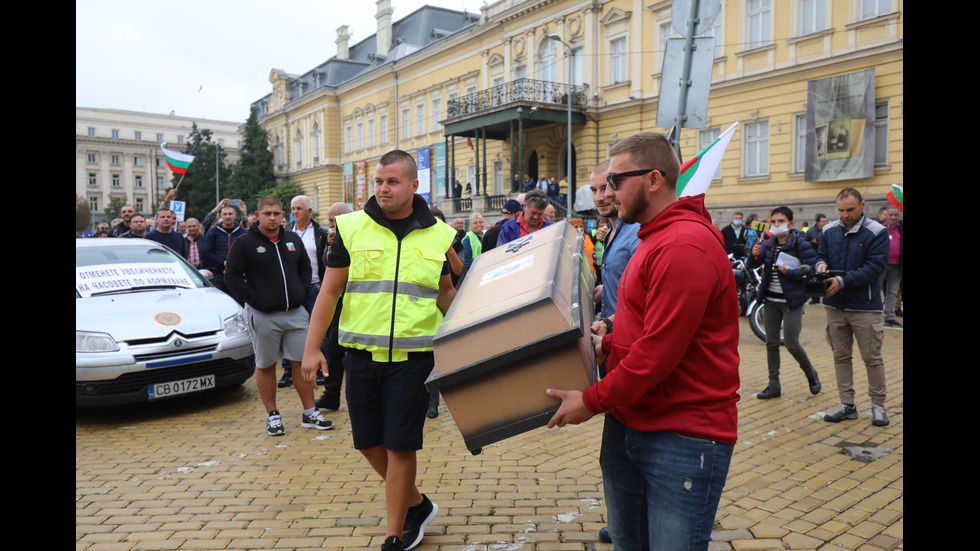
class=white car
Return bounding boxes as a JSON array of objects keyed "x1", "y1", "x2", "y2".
[{"x1": 76, "y1": 238, "x2": 255, "y2": 407}]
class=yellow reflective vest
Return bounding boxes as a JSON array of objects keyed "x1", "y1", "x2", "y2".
[{"x1": 335, "y1": 208, "x2": 456, "y2": 362}]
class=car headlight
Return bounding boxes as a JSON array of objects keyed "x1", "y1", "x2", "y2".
[
  {"x1": 223, "y1": 312, "x2": 248, "y2": 335},
  {"x1": 76, "y1": 331, "x2": 119, "y2": 352}
]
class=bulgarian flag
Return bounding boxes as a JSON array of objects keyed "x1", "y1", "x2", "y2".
[
  {"x1": 160, "y1": 143, "x2": 195, "y2": 175},
  {"x1": 676, "y1": 122, "x2": 739, "y2": 198},
  {"x1": 886, "y1": 184, "x2": 903, "y2": 213}
]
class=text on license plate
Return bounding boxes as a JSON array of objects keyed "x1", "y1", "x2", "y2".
[{"x1": 148, "y1": 374, "x2": 216, "y2": 399}]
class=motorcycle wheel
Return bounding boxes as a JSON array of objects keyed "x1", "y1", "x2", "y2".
[{"x1": 749, "y1": 302, "x2": 784, "y2": 345}]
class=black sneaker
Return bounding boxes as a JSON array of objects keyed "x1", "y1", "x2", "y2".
[
  {"x1": 301, "y1": 410, "x2": 335, "y2": 430},
  {"x1": 807, "y1": 371, "x2": 822, "y2": 395},
  {"x1": 277, "y1": 371, "x2": 292, "y2": 388},
  {"x1": 403, "y1": 494, "x2": 438, "y2": 550},
  {"x1": 824, "y1": 403, "x2": 858, "y2": 423},
  {"x1": 756, "y1": 386, "x2": 781, "y2": 399},
  {"x1": 381, "y1": 536, "x2": 405, "y2": 551},
  {"x1": 267, "y1": 410, "x2": 285, "y2": 436},
  {"x1": 315, "y1": 393, "x2": 340, "y2": 411}
]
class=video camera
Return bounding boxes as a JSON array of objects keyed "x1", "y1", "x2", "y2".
[{"x1": 799, "y1": 265, "x2": 845, "y2": 298}]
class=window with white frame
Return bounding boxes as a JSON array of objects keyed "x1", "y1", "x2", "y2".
[
  {"x1": 295, "y1": 132, "x2": 303, "y2": 164},
  {"x1": 860, "y1": 0, "x2": 890, "y2": 20},
  {"x1": 699, "y1": 17, "x2": 724, "y2": 58},
  {"x1": 659, "y1": 22, "x2": 677, "y2": 73},
  {"x1": 380, "y1": 115, "x2": 388, "y2": 144},
  {"x1": 746, "y1": 0, "x2": 771, "y2": 49},
  {"x1": 134, "y1": 131, "x2": 142, "y2": 141},
  {"x1": 793, "y1": 113, "x2": 807, "y2": 173},
  {"x1": 416, "y1": 103, "x2": 425, "y2": 136},
  {"x1": 874, "y1": 101, "x2": 889, "y2": 166},
  {"x1": 800, "y1": 0, "x2": 827, "y2": 35},
  {"x1": 88, "y1": 127, "x2": 96, "y2": 137},
  {"x1": 112, "y1": 174, "x2": 121, "y2": 187},
  {"x1": 135, "y1": 175, "x2": 143, "y2": 188},
  {"x1": 156, "y1": 133, "x2": 164, "y2": 142},
  {"x1": 157, "y1": 176, "x2": 165, "y2": 189},
  {"x1": 111, "y1": 129, "x2": 120, "y2": 139},
  {"x1": 571, "y1": 49, "x2": 583, "y2": 86},
  {"x1": 368, "y1": 119, "x2": 375, "y2": 148},
  {"x1": 136, "y1": 198, "x2": 145, "y2": 211},
  {"x1": 356, "y1": 122, "x2": 363, "y2": 150},
  {"x1": 431, "y1": 98, "x2": 441, "y2": 133},
  {"x1": 157, "y1": 158, "x2": 164, "y2": 167},
  {"x1": 88, "y1": 173, "x2": 97, "y2": 186},
  {"x1": 514, "y1": 65, "x2": 526, "y2": 80},
  {"x1": 345, "y1": 125, "x2": 352, "y2": 153},
  {"x1": 743, "y1": 120, "x2": 769, "y2": 176},
  {"x1": 177, "y1": 135, "x2": 185, "y2": 144},
  {"x1": 610, "y1": 37, "x2": 627, "y2": 83},
  {"x1": 89, "y1": 196, "x2": 99, "y2": 212},
  {"x1": 111, "y1": 154, "x2": 120, "y2": 165},
  {"x1": 402, "y1": 109, "x2": 410, "y2": 140},
  {"x1": 87, "y1": 153, "x2": 96, "y2": 164},
  {"x1": 539, "y1": 38, "x2": 556, "y2": 82},
  {"x1": 698, "y1": 127, "x2": 722, "y2": 179},
  {"x1": 134, "y1": 156, "x2": 143, "y2": 167}
]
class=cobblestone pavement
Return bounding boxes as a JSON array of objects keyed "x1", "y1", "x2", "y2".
[{"x1": 77, "y1": 308, "x2": 903, "y2": 550}]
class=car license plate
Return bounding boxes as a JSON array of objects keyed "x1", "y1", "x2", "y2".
[{"x1": 148, "y1": 374, "x2": 216, "y2": 399}]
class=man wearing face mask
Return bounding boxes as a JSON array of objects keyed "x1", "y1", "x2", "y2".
[
  {"x1": 748, "y1": 206, "x2": 821, "y2": 400},
  {"x1": 721, "y1": 212, "x2": 748, "y2": 259}
]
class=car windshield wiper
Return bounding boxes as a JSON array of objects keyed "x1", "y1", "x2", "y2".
[{"x1": 87, "y1": 285, "x2": 192, "y2": 297}]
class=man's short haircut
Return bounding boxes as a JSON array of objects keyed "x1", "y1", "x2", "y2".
[
  {"x1": 186, "y1": 217, "x2": 199, "y2": 225},
  {"x1": 524, "y1": 188, "x2": 549, "y2": 210},
  {"x1": 111, "y1": 218, "x2": 123, "y2": 226},
  {"x1": 608, "y1": 132, "x2": 680, "y2": 190},
  {"x1": 733, "y1": 211, "x2": 743, "y2": 218},
  {"x1": 130, "y1": 213, "x2": 146, "y2": 221},
  {"x1": 257, "y1": 195, "x2": 282, "y2": 211},
  {"x1": 886, "y1": 205, "x2": 899, "y2": 213},
  {"x1": 378, "y1": 149, "x2": 418, "y2": 181},
  {"x1": 291, "y1": 195, "x2": 313, "y2": 209},
  {"x1": 156, "y1": 208, "x2": 174, "y2": 218},
  {"x1": 837, "y1": 187, "x2": 863, "y2": 202},
  {"x1": 591, "y1": 160, "x2": 610, "y2": 178},
  {"x1": 469, "y1": 211, "x2": 484, "y2": 225},
  {"x1": 815, "y1": 213, "x2": 827, "y2": 222},
  {"x1": 770, "y1": 206, "x2": 794, "y2": 221},
  {"x1": 221, "y1": 205, "x2": 237, "y2": 215},
  {"x1": 429, "y1": 206, "x2": 446, "y2": 222}
]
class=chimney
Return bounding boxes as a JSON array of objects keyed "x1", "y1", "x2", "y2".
[
  {"x1": 336, "y1": 25, "x2": 350, "y2": 60},
  {"x1": 376, "y1": 0, "x2": 393, "y2": 56}
]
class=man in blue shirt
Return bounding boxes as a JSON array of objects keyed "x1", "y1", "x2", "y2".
[
  {"x1": 586, "y1": 159, "x2": 640, "y2": 545},
  {"x1": 144, "y1": 208, "x2": 186, "y2": 257}
]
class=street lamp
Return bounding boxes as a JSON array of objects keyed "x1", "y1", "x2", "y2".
[{"x1": 549, "y1": 33, "x2": 574, "y2": 219}]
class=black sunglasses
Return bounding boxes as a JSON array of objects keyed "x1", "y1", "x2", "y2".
[{"x1": 606, "y1": 168, "x2": 662, "y2": 191}]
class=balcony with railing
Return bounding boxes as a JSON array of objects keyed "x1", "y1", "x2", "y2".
[{"x1": 446, "y1": 78, "x2": 589, "y2": 120}]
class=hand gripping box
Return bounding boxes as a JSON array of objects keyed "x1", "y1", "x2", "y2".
[{"x1": 426, "y1": 221, "x2": 597, "y2": 454}]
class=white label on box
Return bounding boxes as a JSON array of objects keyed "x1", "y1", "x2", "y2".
[{"x1": 480, "y1": 254, "x2": 535, "y2": 286}]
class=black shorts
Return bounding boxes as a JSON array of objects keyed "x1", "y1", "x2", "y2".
[{"x1": 344, "y1": 348, "x2": 433, "y2": 452}]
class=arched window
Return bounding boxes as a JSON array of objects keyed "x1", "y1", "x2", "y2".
[
  {"x1": 294, "y1": 128, "x2": 303, "y2": 165},
  {"x1": 312, "y1": 122, "x2": 320, "y2": 159}
]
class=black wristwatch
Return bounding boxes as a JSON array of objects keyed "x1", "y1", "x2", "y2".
[{"x1": 602, "y1": 317, "x2": 613, "y2": 333}]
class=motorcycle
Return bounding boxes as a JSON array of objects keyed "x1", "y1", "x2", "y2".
[
  {"x1": 730, "y1": 254, "x2": 762, "y2": 318},
  {"x1": 747, "y1": 265, "x2": 843, "y2": 343}
]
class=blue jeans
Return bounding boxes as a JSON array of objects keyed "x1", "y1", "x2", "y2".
[{"x1": 600, "y1": 414, "x2": 733, "y2": 551}]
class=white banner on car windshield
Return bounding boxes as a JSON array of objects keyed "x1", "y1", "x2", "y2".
[{"x1": 76, "y1": 262, "x2": 196, "y2": 297}]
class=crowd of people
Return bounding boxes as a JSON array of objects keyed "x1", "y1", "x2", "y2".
[{"x1": 80, "y1": 135, "x2": 902, "y2": 551}]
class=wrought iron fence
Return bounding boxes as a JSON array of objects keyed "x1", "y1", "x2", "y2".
[{"x1": 446, "y1": 78, "x2": 589, "y2": 118}]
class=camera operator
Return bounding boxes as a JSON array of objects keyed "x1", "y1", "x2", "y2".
[{"x1": 748, "y1": 206, "x2": 821, "y2": 400}]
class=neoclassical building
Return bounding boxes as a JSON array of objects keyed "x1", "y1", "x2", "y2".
[
  {"x1": 252, "y1": 0, "x2": 902, "y2": 224},
  {"x1": 76, "y1": 107, "x2": 242, "y2": 226}
]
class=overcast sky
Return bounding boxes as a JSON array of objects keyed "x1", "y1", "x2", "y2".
[{"x1": 76, "y1": 0, "x2": 487, "y2": 124}]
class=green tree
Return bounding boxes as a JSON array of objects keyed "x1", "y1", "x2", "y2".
[
  {"x1": 256, "y1": 180, "x2": 304, "y2": 213},
  {"x1": 169, "y1": 123, "x2": 229, "y2": 219},
  {"x1": 104, "y1": 196, "x2": 128, "y2": 222},
  {"x1": 227, "y1": 106, "x2": 275, "y2": 208},
  {"x1": 76, "y1": 194, "x2": 92, "y2": 233}
]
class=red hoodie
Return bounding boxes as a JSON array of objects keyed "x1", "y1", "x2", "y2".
[{"x1": 582, "y1": 194, "x2": 741, "y2": 445}]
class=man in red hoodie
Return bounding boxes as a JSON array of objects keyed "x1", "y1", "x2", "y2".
[{"x1": 547, "y1": 132, "x2": 740, "y2": 551}]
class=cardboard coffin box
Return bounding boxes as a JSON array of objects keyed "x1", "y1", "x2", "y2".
[{"x1": 426, "y1": 221, "x2": 597, "y2": 454}]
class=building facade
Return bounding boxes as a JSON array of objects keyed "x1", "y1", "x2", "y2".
[
  {"x1": 252, "y1": 0, "x2": 903, "y2": 226},
  {"x1": 76, "y1": 107, "x2": 242, "y2": 227}
]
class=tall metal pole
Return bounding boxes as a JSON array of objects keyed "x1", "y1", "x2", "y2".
[{"x1": 550, "y1": 33, "x2": 574, "y2": 219}]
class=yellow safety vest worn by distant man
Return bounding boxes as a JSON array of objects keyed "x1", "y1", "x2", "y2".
[{"x1": 335, "y1": 202, "x2": 456, "y2": 363}]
